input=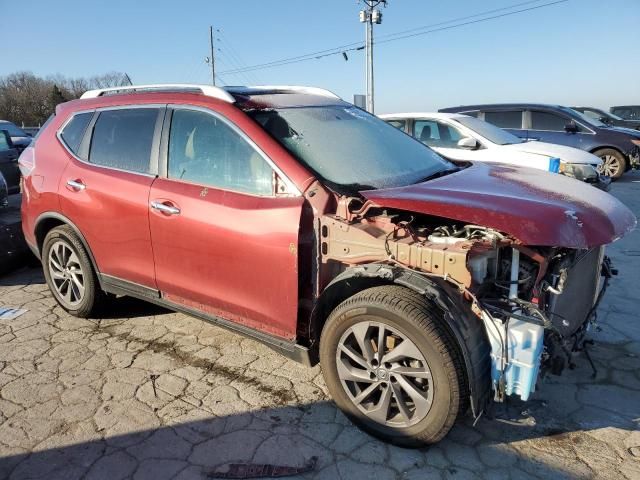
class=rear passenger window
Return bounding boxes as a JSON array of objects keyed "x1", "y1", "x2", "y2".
[
  {"x1": 530, "y1": 111, "x2": 567, "y2": 131},
  {"x1": 60, "y1": 112, "x2": 93, "y2": 155},
  {"x1": 167, "y1": 109, "x2": 274, "y2": 196},
  {"x1": 484, "y1": 111, "x2": 522, "y2": 129},
  {"x1": 89, "y1": 108, "x2": 159, "y2": 174}
]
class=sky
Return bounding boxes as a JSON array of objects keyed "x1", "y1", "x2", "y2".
[{"x1": 2, "y1": 0, "x2": 639, "y2": 113}]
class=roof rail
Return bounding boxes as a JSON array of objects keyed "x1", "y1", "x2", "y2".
[
  {"x1": 223, "y1": 85, "x2": 341, "y2": 99},
  {"x1": 80, "y1": 84, "x2": 236, "y2": 103}
]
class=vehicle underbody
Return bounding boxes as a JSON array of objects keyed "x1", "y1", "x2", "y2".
[{"x1": 314, "y1": 199, "x2": 614, "y2": 412}]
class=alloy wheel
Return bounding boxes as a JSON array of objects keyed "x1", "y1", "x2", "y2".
[
  {"x1": 336, "y1": 321, "x2": 434, "y2": 428},
  {"x1": 598, "y1": 155, "x2": 621, "y2": 178},
  {"x1": 48, "y1": 240, "x2": 85, "y2": 307}
]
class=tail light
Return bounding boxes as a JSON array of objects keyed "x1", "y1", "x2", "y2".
[{"x1": 18, "y1": 145, "x2": 35, "y2": 176}]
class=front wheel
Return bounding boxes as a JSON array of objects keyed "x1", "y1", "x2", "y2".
[
  {"x1": 595, "y1": 148, "x2": 626, "y2": 180},
  {"x1": 320, "y1": 286, "x2": 467, "y2": 447}
]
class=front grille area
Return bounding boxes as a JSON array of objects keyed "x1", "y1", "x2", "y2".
[{"x1": 546, "y1": 247, "x2": 604, "y2": 337}]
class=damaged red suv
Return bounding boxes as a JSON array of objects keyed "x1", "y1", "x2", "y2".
[{"x1": 20, "y1": 85, "x2": 636, "y2": 446}]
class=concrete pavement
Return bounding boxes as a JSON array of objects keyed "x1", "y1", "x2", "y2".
[{"x1": 0, "y1": 174, "x2": 639, "y2": 480}]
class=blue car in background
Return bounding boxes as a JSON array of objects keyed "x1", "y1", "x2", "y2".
[{"x1": 439, "y1": 103, "x2": 640, "y2": 179}]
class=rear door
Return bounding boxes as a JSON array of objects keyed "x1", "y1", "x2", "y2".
[
  {"x1": 482, "y1": 110, "x2": 527, "y2": 139},
  {"x1": 58, "y1": 106, "x2": 163, "y2": 289},
  {"x1": 149, "y1": 106, "x2": 304, "y2": 339}
]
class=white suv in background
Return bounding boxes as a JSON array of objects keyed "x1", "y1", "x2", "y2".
[{"x1": 380, "y1": 112, "x2": 609, "y2": 190}]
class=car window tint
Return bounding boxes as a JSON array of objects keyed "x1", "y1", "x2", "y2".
[
  {"x1": 168, "y1": 109, "x2": 273, "y2": 196},
  {"x1": 0, "y1": 133, "x2": 9, "y2": 151},
  {"x1": 89, "y1": 109, "x2": 158, "y2": 174},
  {"x1": 531, "y1": 111, "x2": 567, "y2": 131},
  {"x1": 484, "y1": 110, "x2": 522, "y2": 129},
  {"x1": 414, "y1": 120, "x2": 439, "y2": 146},
  {"x1": 60, "y1": 112, "x2": 93, "y2": 155},
  {"x1": 414, "y1": 120, "x2": 463, "y2": 148},
  {"x1": 386, "y1": 119, "x2": 406, "y2": 130}
]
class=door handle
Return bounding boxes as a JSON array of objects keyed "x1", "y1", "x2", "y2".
[
  {"x1": 66, "y1": 179, "x2": 86, "y2": 191},
  {"x1": 150, "y1": 201, "x2": 181, "y2": 215}
]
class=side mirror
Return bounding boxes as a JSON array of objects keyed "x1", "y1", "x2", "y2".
[
  {"x1": 457, "y1": 137, "x2": 479, "y2": 150},
  {"x1": 564, "y1": 122, "x2": 579, "y2": 133}
]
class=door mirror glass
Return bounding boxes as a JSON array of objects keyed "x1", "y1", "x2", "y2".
[{"x1": 457, "y1": 137, "x2": 478, "y2": 150}]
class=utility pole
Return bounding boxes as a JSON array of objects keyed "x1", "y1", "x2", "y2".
[
  {"x1": 359, "y1": 1, "x2": 386, "y2": 113},
  {"x1": 206, "y1": 25, "x2": 216, "y2": 86}
]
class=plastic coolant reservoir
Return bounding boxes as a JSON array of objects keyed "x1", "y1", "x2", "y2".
[{"x1": 481, "y1": 312, "x2": 544, "y2": 401}]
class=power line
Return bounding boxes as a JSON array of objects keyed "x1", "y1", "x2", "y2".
[{"x1": 219, "y1": 0, "x2": 568, "y2": 75}]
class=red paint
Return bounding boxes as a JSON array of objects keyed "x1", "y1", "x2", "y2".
[
  {"x1": 361, "y1": 162, "x2": 636, "y2": 248},
  {"x1": 149, "y1": 178, "x2": 303, "y2": 339}
]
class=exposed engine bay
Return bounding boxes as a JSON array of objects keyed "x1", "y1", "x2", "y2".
[{"x1": 319, "y1": 207, "x2": 612, "y2": 402}]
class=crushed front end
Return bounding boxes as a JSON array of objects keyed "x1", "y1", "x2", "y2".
[{"x1": 319, "y1": 204, "x2": 623, "y2": 407}]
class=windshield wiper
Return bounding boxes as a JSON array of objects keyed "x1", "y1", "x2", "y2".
[{"x1": 414, "y1": 166, "x2": 460, "y2": 184}]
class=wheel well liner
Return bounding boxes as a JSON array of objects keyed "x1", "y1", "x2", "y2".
[
  {"x1": 310, "y1": 264, "x2": 492, "y2": 418},
  {"x1": 34, "y1": 212, "x2": 102, "y2": 284}
]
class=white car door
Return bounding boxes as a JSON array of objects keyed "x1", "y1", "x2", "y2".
[{"x1": 415, "y1": 118, "x2": 554, "y2": 171}]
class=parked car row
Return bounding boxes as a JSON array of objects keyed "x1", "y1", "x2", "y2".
[
  {"x1": 14, "y1": 84, "x2": 638, "y2": 447},
  {"x1": 437, "y1": 103, "x2": 640, "y2": 179},
  {"x1": 380, "y1": 112, "x2": 610, "y2": 190},
  {"x1": 0, "y1": 120, "x2": 34, "y2": 151}
]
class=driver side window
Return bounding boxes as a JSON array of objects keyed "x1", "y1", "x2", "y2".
[
  {"x1": 168, "y1": 109, "x2": 274, "y2": 196},
  {"x1": 414, "y1": 120, "x2": 464, "y2": 148}
]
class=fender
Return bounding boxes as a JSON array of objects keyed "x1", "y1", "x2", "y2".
[
  {"x1": 34, "y1": 211, "x2": 103, "y2": 286},
  {"x1": 315, "y1": 264, "x2": 492, "y2": 418}
]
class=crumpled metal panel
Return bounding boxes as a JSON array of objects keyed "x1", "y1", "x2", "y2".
[{"x1": 361, "y1": 162, "x2": 636, "y2": 248}]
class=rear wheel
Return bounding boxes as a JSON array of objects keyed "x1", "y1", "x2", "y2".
[
  {"x1": 320, "y1": 286, "x2": 467, "y2": 447},
  {"x1": 42, "y1": 225, "x2": 104, "y2": 317},
  {"x1": 594, "y1": 148, "x2": 626, "y2": 180}
]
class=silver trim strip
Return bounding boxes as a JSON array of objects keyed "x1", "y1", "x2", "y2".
[{"x1": 81, "y1": 84, "x2": 235, "y2": 103}]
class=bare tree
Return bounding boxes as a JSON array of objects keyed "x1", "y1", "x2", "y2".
[{"x1": 0, "y1": 71, "x2": 129, "y2": 126}]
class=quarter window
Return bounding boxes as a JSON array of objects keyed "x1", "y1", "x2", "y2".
[
  {"x1": 89, "y1": 108, "x2": 159, "y2": 174},
  {"x1": 484, "y1": 111, "x2": 522, "y2": 129},
  {"x1": 168, "y1": 109, "x2": 274, "y2": 196},
  {"x1": 530, "y1": 111, "x2": 568, "y2": 131},
  {"x1": 60, "y1": 112, "x2": 93, "y2": 155}
]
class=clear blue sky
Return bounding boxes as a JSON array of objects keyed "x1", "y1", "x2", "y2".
[{"x1": 3, "y1": 0, "x2": 639, "y2": 113}]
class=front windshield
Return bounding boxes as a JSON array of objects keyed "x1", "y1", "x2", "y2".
[
  {"x1": 563, "y1": 107, "x2": 606, "y2": 127},
  {"x1": 455, "y1": 116, "x2": 524, "y2": 145},
  {"x1": 249, "y1": 105, "x2": 453, "y2": 191},
  {"x1": 0, "y1": 122, "x2": 27, "y2": 137}
]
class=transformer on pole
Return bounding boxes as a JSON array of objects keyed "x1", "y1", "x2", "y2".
[{"x1": 359, "y1": 1, "x2": 386, "y2": 113}]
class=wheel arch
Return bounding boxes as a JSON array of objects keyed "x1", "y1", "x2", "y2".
[
  {"x1": 310, "y1": 264, "x2": 492, "y2": 418},
  {"x1": 590, "y1": 146, "x2": 630, "y2": 171},
  {"x1": 34, "y1": 212, "x2": 102, "y2": 284}
]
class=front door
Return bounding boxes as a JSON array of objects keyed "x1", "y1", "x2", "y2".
[
  {"x1": 149, "y1": 106, "x2": 303, "y2": 339},
  {"x1": 527, "y1": 110, "x2": 590, "y2": 150}
]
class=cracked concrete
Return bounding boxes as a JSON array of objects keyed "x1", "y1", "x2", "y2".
[{"x1": 0, "y1": 173, "x2": 639, "y2": 480}]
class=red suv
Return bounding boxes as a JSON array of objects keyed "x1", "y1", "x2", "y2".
[{"x1": 20, "y1": 85, "x2": 636, "y2": 446}]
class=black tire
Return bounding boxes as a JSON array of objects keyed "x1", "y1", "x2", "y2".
[
  {"x1": 594, "y1": 148, "x2": 626, "y2": 180},
  {"x1": 41, "y1": 225, "x2": 104, "y2": 318},
  {"x1": 320, "y1": 285, "x2": 467, "y2": 447}
]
